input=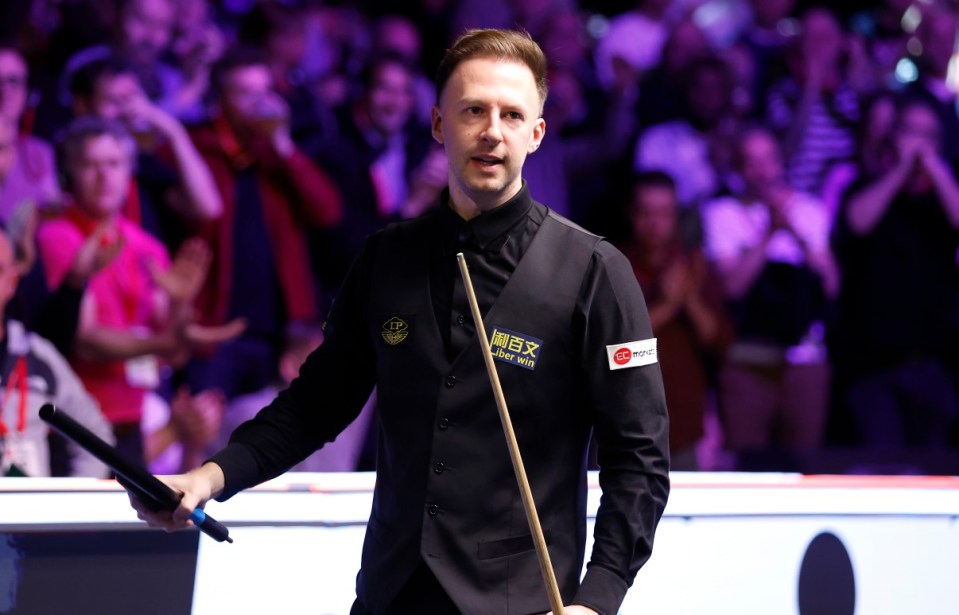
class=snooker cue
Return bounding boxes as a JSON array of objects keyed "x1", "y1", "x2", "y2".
[{"x1": 456, "y1": 252, "x2": 566, "y2": 615}]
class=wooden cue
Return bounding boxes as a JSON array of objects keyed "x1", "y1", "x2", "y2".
[{"x1": 456, "y1": 252, "x2": 565, "y2": 615}]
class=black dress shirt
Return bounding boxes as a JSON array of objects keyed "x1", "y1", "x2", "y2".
[{"x1": 431, "y1": 183, "x2": 545, "y2": 359}]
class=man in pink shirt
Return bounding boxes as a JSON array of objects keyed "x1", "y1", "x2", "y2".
[{"x1": 37, "y1": 116, "x2": 227, "y2": 463}]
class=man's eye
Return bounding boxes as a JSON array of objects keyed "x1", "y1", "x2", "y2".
[
  {"x1": 507, "y1": 112, "x2": 523, "y2": 120},
  {"x1": 467, "y1": 107, "x2": 482, "y2": 115}
]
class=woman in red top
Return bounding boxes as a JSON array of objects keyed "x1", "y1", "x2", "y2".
[{"x1": 617, "y1": 171, "x2": 732, "y2": 469}]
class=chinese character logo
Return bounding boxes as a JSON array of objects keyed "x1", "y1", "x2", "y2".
[
  {"x1": 489, "y1": 326, "x2": 543, "y2": 370},
  {"x1": 382, "y1": 317, "x2": 409, "y2": 345}
]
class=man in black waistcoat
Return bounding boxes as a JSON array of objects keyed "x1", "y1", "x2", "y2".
[{"x1": 130, "y1": 29, "x2": 670, "y2": 615}]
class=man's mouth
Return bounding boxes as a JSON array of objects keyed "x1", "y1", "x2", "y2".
[{"x1": 471, "y1": 155, "x2": 503, "y2": 167}]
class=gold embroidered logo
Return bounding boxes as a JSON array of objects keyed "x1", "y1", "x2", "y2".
[{"x1": 382, "y1": 317, "x2": 410, "y2": 345}]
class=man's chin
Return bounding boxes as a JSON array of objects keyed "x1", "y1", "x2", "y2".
[
  {"x1": 464, "y1": 170, "x2": 515, "y2": 191},
  {"x1": 462, "y1": 178, "x2": 505, "y2": 195}
]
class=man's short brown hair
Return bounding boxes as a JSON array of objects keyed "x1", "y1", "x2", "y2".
[
  {"x1": 59, "y1": 116, "x2": 137, "y2": 178},
  {"x1": 435, "y1": 29, "x2": 548, "y2": 113}
]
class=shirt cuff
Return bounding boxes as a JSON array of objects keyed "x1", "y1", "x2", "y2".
[
  {"x1": 573, "y1": 565, "x2": 629, "y2": 615},
  {"x1": 207, "y1": 443, "x2": 261, "y2": 502}
]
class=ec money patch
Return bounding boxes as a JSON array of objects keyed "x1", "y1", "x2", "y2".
[
  {"x1": 606, "y1": 338, "x2": 657, "y2": 370},
  {"x1": 489, "y1": 327, "x2": 542, "y2": 370}
]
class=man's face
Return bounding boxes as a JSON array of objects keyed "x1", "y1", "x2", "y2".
[
  {"x1": 431, "y1": 57, "x2": 545, "y2": 211},
  {"x1": 367, "y1": 62, "x2": 414, "y2": 137},
  {"x1": 0, "y1": 51, "x2": 28, "y2": 123},
  {"x1": 630, "y1": 185, "x2": 678, "y2": 249},
  {"x1": 686, "y1": 66, "x2": 727, "y2": 127},
  {"x1": 739, "y1": 131, "x2": 783, "y2": 195},
  {"x1": 895, "y1": 103, "x2": 941, "y2": 193},
  {"x1": 89, "y1": 73, "x2": 142, "y2": 121},
  {"x1": 268, "y1": 21, "x2": 307, "y2": 68},
  {"x1": 663, "y1": 21, "x2": 709, "y2": 75},
  {"x1": 121, "y1": 0, "x2": 174, "y2": 66},
  {"x1": 801, "y1": 10, "x2": 844, "y2": 71},
  {"x1": 69, "y1": 135, "x2": 132, "y2": 218},
  {"x1": 895, "y1": 104, "x2": 941, "y2": 155},
  {"x1": 220, "y1": 65, "x2": 274, "y2": 128},
  {"x1": 543, "y1": 67, "x2": 582, "y2": 129}
]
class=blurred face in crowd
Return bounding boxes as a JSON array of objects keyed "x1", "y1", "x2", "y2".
[
  {"x1": 86, "y1": 73, "x2": 143, "y2": 121},
  {"x1": 69, "y1": 134, "x2": 133, "y2": 219},
  {"x1": 367, "y1": 61, "x2": 415, "y2": 137},
  {"x1": 685, "y1": 63, "x2": 729, "y2": 128},
  {"x1": 895, "y1": 101, "x2": 941, "y2": 192},
  {"x1": 542, "y1": 10, "x2": 587, "y2": 69},
  {"x1": 219, "y1": 64, "x2": 275, "y2": 130},
  {"x1": 267, "y1": 19, "x2": 307, "y2": 69},
  {"x1": 630, "y1": 183, "x2": 678, "y2": 250},
  {"x1": 662, "y1": 20, "x2": 710, "y2": 77},
  {"x1": 738, "y1": 129, "x2": 784, "y2": 196},
  {"x1": 0, "y1": 50, "x2": 28, "y2": 123},
  {"x1": 431, "y1": 57, "x2": 546, "y2": 212},
  {"x1": 543, "y1": 66, "x2": 583, "y2": 129},
  {"x1": 121, "y1": 0, "x2": 175, "y2": 66},
  {"x1": 800, "y1": 8, "x2": 844, "y2": 72},
  {"x1": 895, "y1": 102, "x2": 941, "y2": 156}
]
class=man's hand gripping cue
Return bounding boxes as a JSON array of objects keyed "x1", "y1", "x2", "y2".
[{"x1": 127, "y1": 462, "x2": 226, "y2": 531}]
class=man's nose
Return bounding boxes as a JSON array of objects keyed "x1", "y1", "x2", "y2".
[{"x1": 480, "y1": 115, "x2": 503, "y2": 143}]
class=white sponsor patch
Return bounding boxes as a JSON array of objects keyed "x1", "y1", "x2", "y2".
[{"x1": 606, "y1": 338, "x2": 658, "y2": 370}]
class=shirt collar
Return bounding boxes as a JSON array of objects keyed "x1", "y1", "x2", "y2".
[{"x1": 439, "y1": 182, "x2": 533, "y2": 254}]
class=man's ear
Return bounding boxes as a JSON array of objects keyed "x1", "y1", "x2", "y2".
[
  {"x1": 431, "y1": 105, "x2": 444, "y2": 145},
  {"x1": 528, "y1": 117, "x2": 546, "y2": 153}
]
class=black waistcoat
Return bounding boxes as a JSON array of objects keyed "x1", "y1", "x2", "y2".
[{"x1": 358, "y1": 210, "x2": 602, "y2": 615}]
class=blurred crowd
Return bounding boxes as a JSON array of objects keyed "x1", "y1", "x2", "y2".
[{"x1": 1, "y1": 0, "x2": 958, "y2": 478}]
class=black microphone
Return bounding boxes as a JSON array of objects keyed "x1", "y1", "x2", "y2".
[{"x1": 39, "y1": 403, "x2": 232, "y2": 543}]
